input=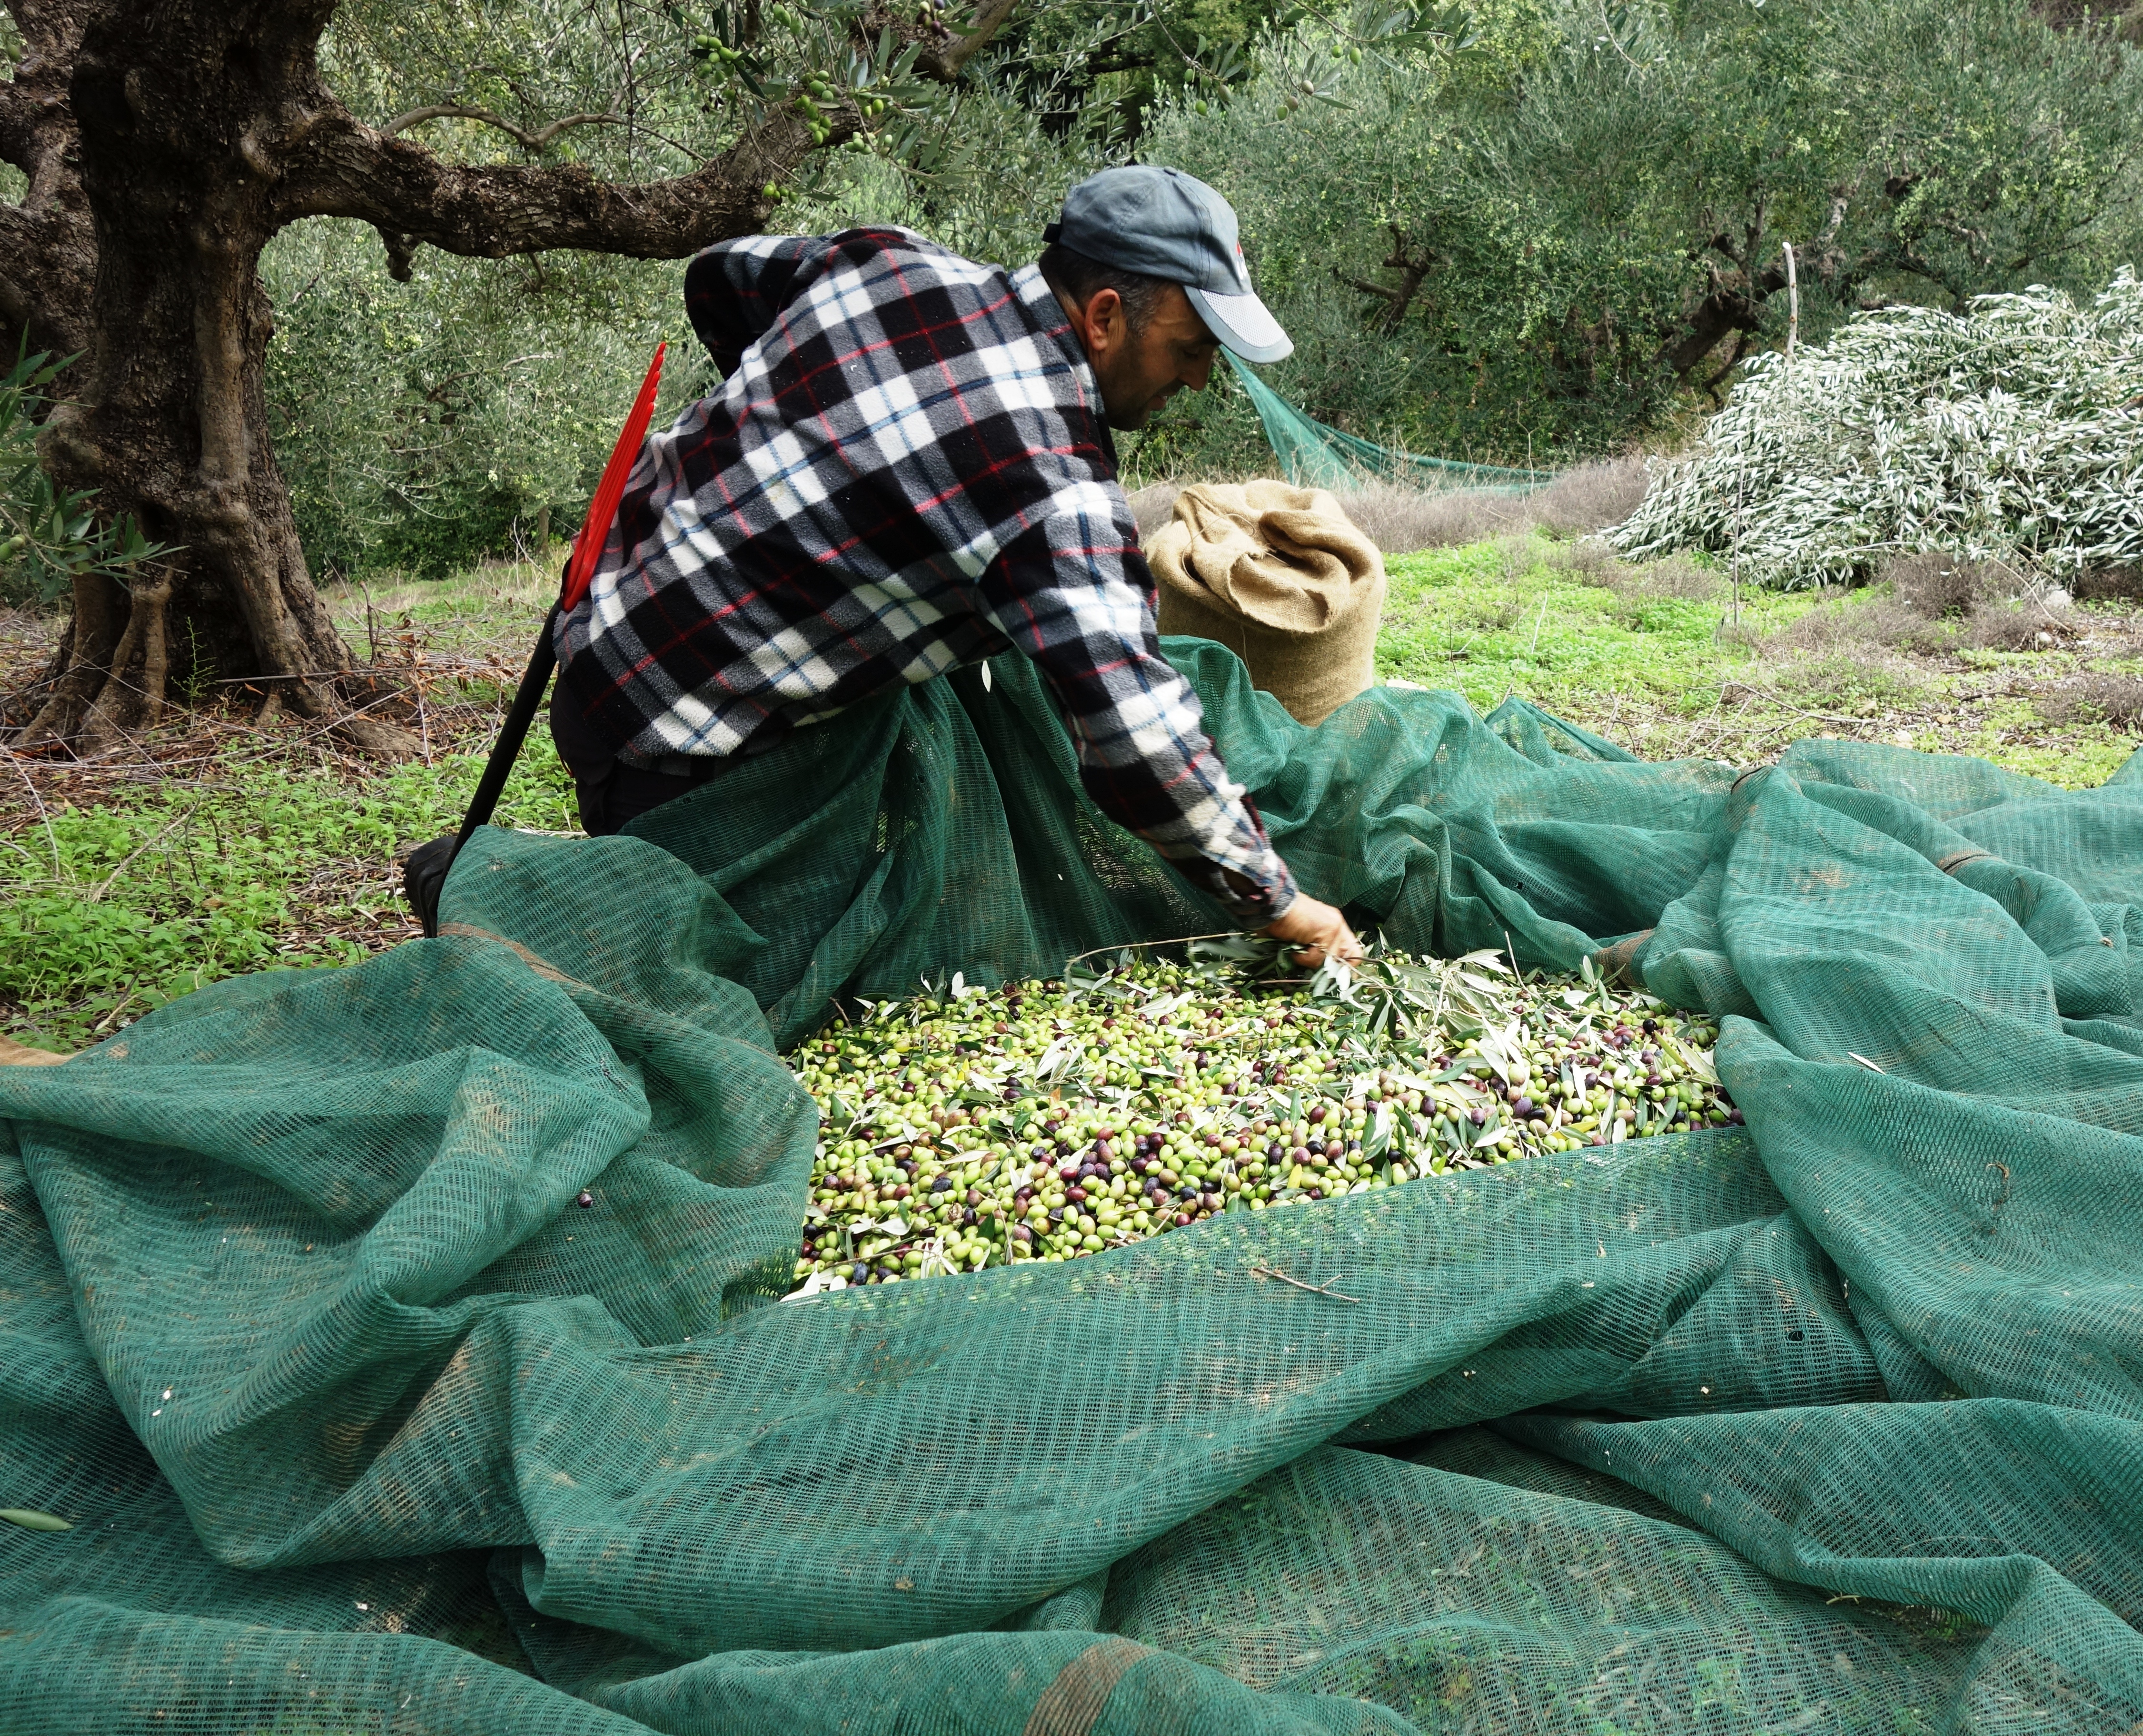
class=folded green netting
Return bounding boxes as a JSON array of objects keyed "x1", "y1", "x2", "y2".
[
  {"x1": 5, "y1": 640, "x2": 2143, "y2": 1734},
  {"x1": 1223, "y1": 352, "x2": 1555, "y2": 495}
]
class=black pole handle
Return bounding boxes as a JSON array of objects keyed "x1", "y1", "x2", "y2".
[{"x1": 405, "y1": 603, "x2": 560, "y2": 938}]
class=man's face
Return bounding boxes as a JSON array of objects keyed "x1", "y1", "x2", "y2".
[{"x1": 1064, "y1": 283, "x2": 1222, "y2": 432}]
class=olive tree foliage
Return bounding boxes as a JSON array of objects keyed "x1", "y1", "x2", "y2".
[
  {"x1": 263, "y1": 217, "x2": 685, "y2": 579},
  {"x1": 1141, "y1": 0, "x2": 2143, "y2": 471},
  {"x1": 0, "y1": 0, "x2": 998, "y2": 754},
  {"x1": 261, "y1": 0, "x2": 730, "y2": 579},
  {"x1": 260, "y1": 0, "x2": 1494, "y2": 574},
  {"x1": 263, "y1": 0, "x2": 1182, "y2": 578}
]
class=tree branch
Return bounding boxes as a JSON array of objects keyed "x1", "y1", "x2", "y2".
[
  {"x1": 279, "y1": 103, "x2": 842, "y2": 261},
  {"x1": 380, "y1": 103, "x2": 624, "y2": 154},
  {"x1": 1334, "y1": 222, "x2": 1439, "y2": 335},
  {"x1": 944, "y1": 0, "x2": 1023, "y2": 75},
  {"x1": 860, "y1": 0, "x2": 1021, "y2": 81},
  {"x1": 0, "y1": 186, "x2": 91, "y2": 359},
  {"x1": 0, "y1": 78, "x2": 40, "y2": 177},
  {"x1": 1335, "y1": 272, "x2": 1404, "y2": 307}
]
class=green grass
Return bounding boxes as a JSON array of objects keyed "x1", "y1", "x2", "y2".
[
  {"x1": 1379, "y1": 542, "x2": 1818, "y2": 716},
  {"x1": 1, "y1": 737, "x2": 575, "y2": 1051},
  {"x1": 1378, "y1": 540, "x2": 2143, "y2": 785},
  {"x1": 5, "y1": 537, "x2": 2138, "y2": 1052},
  {"x1": 2, "y1": 559, "x2": 574, "y2": 1052}
]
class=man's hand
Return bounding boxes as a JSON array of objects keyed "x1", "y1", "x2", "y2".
[{"x1": 1262, "y1": 895, "x2": 1364, "y2": 971}]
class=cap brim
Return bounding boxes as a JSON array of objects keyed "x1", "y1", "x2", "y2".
[{"x1": 1184, "y1": 286, "x2": 1293, "y2": 364}]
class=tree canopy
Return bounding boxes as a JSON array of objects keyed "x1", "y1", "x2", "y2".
[{"x1": 2, "y1": 0, "x2": 2139, "y2": 735}]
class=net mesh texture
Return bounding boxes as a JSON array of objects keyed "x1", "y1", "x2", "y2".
[
  {"x1": 1222, "y1": 353, "x2": 1555, "y2": 495},
  {"x1": 4, "y1": 639, "x2": 2142, "y2": 1735}
]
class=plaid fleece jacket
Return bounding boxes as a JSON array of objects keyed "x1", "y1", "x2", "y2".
[{"x1": 552, "y1": 226, "x2": 1296, "y2": 923}]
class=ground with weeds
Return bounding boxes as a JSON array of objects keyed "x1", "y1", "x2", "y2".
[
  {"x1": 1382, "y1": 538, "x2": 2143, "y2": 781},
  {"x1": 4, "y1": 538, "x2": 2139, "y2": 1053}
]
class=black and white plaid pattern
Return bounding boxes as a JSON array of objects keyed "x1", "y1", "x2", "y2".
[{"x1": 552, "y1": 227, "x2": 1295, "y2": 923}]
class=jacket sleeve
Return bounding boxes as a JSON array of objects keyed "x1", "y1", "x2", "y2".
[{"x1": 973, "y1": 506, "x2": 1299, "y2": 928}]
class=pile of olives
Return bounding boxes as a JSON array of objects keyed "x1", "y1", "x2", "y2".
[{"x1": 784, "y1": 954, "x2": 1733, "y2": 1293}]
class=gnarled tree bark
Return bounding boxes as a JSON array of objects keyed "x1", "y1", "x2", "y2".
[
  {"x1": 0, "y1": 0, "x2": 852, "y2": 758},
  {"x1": 1334, "y1": 222, "x2": 1442, "y2": 336}
]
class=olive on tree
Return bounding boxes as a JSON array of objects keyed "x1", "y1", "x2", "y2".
[{"x1": 0, "y1": 0, "x2": 1011, "y2": 755}]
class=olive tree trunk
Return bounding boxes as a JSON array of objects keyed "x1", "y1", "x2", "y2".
[{"x1": 0, "y1": 0, "x2": 840, "y2": 757}]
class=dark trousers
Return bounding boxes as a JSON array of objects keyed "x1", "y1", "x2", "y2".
[{"x1": 550, "y1": 683, "x2": 731, "y2": 836}]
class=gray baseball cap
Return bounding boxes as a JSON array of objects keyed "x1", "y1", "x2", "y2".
[{"x1": 1044, "y1": 166, "x2": 1293, "y2": 364}]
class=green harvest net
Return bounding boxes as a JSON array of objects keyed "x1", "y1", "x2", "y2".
[
  {"x1": 1223, "y1": 351, "x2": 1555, "y2": 494},
  {"x1": 6, "y1": 638, "x2": 2143, "y2": 1734}
]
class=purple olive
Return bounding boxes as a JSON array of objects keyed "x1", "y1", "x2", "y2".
[
  {"x1": 575, "y1": 1191, "x2": 594, "y2": 1209},
  {"x1": 1469, "y1": 1108, "x2": 1486, "y2": 1127},
  {"x1": 1308, "y1": 1105, "x2": 1327, "y2": 1124},
  {"x1": 1067, "y1": 1186, "x2": 1088, "y2": 1204},
  {"x1": 931, "y1": 1175, "x2": 953, "y2": 1194},
  {"x1": 1513, "y1": 1096, "x2": 1535, "y2": 1118}
]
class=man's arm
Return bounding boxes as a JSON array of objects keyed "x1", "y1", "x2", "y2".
[{"x1": 974, "y1": 501, "x2": 1360, "y2": 964}]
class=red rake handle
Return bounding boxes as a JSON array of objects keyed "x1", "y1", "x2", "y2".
[{"x1": 562, "y1": 340, "x2": 667, "y2": 613}]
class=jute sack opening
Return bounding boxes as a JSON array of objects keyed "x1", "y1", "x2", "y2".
[{"x1": 1147, "y1": 480, "x2": 1386, "y2": 726}]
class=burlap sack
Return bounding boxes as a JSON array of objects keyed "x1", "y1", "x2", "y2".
[{"x1": 1147, "y1": 480, "x2": 1386, "y2": 726}]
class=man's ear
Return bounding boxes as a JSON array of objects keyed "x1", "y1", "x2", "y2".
[{"x1": 1083, "y1": 286, "x2": 1126, "y2": 355}]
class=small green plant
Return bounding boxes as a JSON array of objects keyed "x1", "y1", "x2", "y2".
[
  {"x1": 0, "y1": 343, "x2": 171, "y2": 604},
  {"x1": 0, "y1": 734, "x2": 575, "y2": 1053}
]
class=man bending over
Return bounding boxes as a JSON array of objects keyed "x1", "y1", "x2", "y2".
[{"x1": 551, "y1": 164, "x2": 1362, "y2": 968}]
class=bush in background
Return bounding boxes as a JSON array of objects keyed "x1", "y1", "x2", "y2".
[
  {"x1": 263, "y1": 223, "x2": 695, "y2": 580},
  {"x1": 1611, "y1": 274, "x2": 2143, "y2": 587},
  {"x1": 1139, "y1": 0, "x2": 2143, "y2": 473}
]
